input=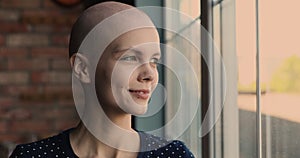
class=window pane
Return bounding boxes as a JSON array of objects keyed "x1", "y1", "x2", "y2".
[
  {"x1": 236, "y1": 0, "x2": 257, "y2": 157},
  {"x1": 237, "y1": 0, "x2": 300, "y2": 157},
  {"x1": 260, "y1": 0, "x2": 300, "y2": 157},
  {"x1": 165, "y1": 0, "x2": 201, "y2": 157}
]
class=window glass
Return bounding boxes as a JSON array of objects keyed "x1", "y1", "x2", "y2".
[
  {"x1": 260, "y1": 0, "x2": 300, "y2": 157},
  {"x1": 237, "y1": 0, "x2": 300, "y2": 157},
  {"x1": 165, "y1": 0, "x2": 201, "y2": 157},
  {"x1": 236, "y1": 0, "x2": 257, "y2": 157}
]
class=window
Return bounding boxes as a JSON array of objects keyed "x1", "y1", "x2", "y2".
[
  {"x1": 164, "y1": 0, "x2": 201, "y2": 156},
  {"x1": 237, "y1": 0, "x2": 300, "y2": 157},
  {"x1": 136, "y1": 0, "x2": 300, "y2": 158}
]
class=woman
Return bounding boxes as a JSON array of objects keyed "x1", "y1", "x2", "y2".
[{"x1": 10, "y1": 2, "x2": 195, "y2": 158}]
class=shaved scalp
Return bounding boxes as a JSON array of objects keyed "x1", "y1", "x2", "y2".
[{"x1": 69, "y1": 2, "x2": 140, "y2": 58}]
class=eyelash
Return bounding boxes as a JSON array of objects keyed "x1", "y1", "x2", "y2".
[
  {"x1": 120, "y1": 56, "x2": 160, "y2": 65},
  {"x1": 120, "y1": 56, "x2": 137, "y2": 62},
  {"x1": 150, "y1": 58, "x2": 159, "y2": 65}
]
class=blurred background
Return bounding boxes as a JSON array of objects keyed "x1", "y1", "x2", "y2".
[
  {"x1": 1, "y1": 0, "x2": 300, "y2": 158},
  {"x1": 0, "y1": 0, "x2": 84, "y2": 156}
]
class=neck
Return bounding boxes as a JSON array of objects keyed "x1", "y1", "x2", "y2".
[
  {"x1": 70, "y1": 115, "x2": 140, "y2": 157},
  {"x1": 71, "y1": 91, "x2": 141, "y2": 157},
  {"x1": 103, "y1": 108, "x2": 133, "y2": 131}
]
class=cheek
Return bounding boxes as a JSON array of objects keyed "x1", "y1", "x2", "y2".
[
  {"x1": 152, "y1": 70, "x2": 159, "y2": 88},
  {"x1": 95, "y1": 59, "x2": 115, "y2": 98},
  {"x1": 95, "y1": 68, "x2": 111, "y2": 101},
  {"x1": 111, "y1": 64, "x2": 136, "y2": 88},
  {"x1": 95, "y1": 65, "x2": 112, "y2": 86},
  {"x1": 128, "y1": 72, "x2": 137, "y2": 86},
  {"x1": 154, "y1": 70, "x2": 159, "y2": 82}
]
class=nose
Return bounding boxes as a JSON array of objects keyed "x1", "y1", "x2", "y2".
[{"x1": 137, "y1": 63, "x2": 156, "y2": 82}]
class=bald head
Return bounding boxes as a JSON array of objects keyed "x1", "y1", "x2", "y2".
[{"x1": 69, "y1": 1, "x2": 153, "y2": 58}]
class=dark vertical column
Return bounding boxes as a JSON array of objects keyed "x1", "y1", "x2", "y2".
[{"x1": 201, "y1": 0, "x2": 213, "y2": 158}]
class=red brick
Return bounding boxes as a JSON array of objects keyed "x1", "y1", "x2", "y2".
[
  {"x1": 18, "y1": 90, "x2": 54, "y2": 104},
  {"x1": 0, "y1": 121, "x2": 7, "y2": 133},
  {"x1": 22, "y1": 10, "x2": 77, "y2": 26},
  {"x1": 16, "y1": 86, "x2": 61, "y2": 105},
  {"x1": 54, "y1": 92, "x2": 73, "y2": 102},
  {"x1": 0, "y1": 10, "x2": 20, "y2": 22},
  {"x1": 0, "y1": 59, "x2": 7, "y2": 70},
  {"x1": 52, "y1": 34, "x2": 70, "y2": 46},
  {"x1": 0, "y1": 99, "x2": 12, "y2": 117},
  {"x1": 57, "y1": 99, "x2": 75, "y2": 107},
  {"x1": 43, "y1": 0, "x2": 84, "y2": 11},
  {"x1": 4, "y1": 85, "x2": 43, "y2": 97},
  {"x1": 32, "y1": 25, "x2": 69, "y2": 33},
  {"x1": 7, "y1": 34, "x2": 49, "y2": 47},
  {"x1": 0, "y1": 22, "x2": 28, "y2": 33},
  {"x1": 18, "y1": 90, "x2": 72, "y2": 104},
  {"x1": 18, "y1": 132, "x2": 40, "y2": 143},
  {"x1": 44, "y1": 85, "x2": 74, "y2": 106},
  {"x1": 0, "y1": 107, "x2": 10, "y2": 120},
  {"x1": 16, "y1": 100, "x2": 55, "y2": 108},
  {"x1": 0, "y1": 0, "x2": 41, "y2": 9},
  {"x1": 0, "y1": 63, "x2": 7, "y2": 71},
  {"x1": 45, "y1": 85, "x2": 72, "y2": 93},
  {"x1": 0, "y1": 35, "x2": 4, "y2": 46},
  {"x1": 57, "y1": 106, "x2": 79, "y2": 121},
  {"x1": 9, "y1": 120, "x2": 52, "y2": 133},
  {"x1": 0, "y1": 48, "x2": 28, "y2": 58},
  {"x1": 43, "y1": 0, "x2": 62, "y2": 9},
  {"x1": 38, "y1": 131, "x2": 58, "y2": 140},
  {"x1": 0, "y1": 109, "x2": 9, "y2": 120},
  {"x1": 31, "y1": 71, "x2": 71, "y2": 84},
  {"x1": 0, "y1": 97, "x2": 14, "y2": 108},
  {"x1": 31, "y1": 47, "x2": 68, "y2": 58},
  {"x1": 0, "y1": 72, "x2": 29, "y2": 85},
  {"x1": 33, "y1": 25, "x2": 53, "y2": 33},
  {"x1": 34, "y1": 108, "x2": 54, "y2": 119},
  {"x1": 7, "y1": 58, "x2": 49, "y2": 71},
  {"x1": 23, "y1": 10, "x2": 60, "y2": 18},
  {"x1": 7, "y1": 108, "x2": 32, "y2": 120},
  {"x1": 51, "y1": 58, "x2": 71, "y2": 70},
  {"x1": 53, "y1": 25, "x2": 72, "y2": 33},
  {"x1": 54, "y1": 119, "x2": 78, "y2": 131},
  {"x1": 39, "y1": 107, "x2": 78, "y2": 120},
  {"x1": 0, "y1": 133, "x2": 19, "y2": 142}
]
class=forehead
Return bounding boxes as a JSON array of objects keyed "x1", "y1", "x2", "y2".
[{"x1": 111, "y1": 28, "x2": 160, "y2": 51}]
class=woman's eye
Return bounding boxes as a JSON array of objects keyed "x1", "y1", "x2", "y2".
[
  {"x1": 120, "y1": 56, "x2": 137, "y2": 62},
  {"x1": 150, "y1": 58, "x2": 159, "y2": 65}
]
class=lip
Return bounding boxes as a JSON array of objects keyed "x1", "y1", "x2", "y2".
[{"x1": 128, "y1": 89, "x2": 150, "y2": 100}]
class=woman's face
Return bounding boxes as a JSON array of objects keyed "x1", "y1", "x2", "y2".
[{"x1": 95, "y1": 28, "x2": 161, "y2": 115}]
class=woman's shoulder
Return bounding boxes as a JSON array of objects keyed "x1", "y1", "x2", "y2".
[
  {"x1": 9, "y1": 128, "x2": 76, "y2": 158},
  {"x1": 138, "y1": 132, "x2": 195, "y2": 158}
]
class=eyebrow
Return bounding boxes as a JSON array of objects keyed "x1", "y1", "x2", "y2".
[{"x1": 114, "y1": 47, "x2": 161, "y2": 57}]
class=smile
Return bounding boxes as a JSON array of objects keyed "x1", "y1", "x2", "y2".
[{"x1": 128, "y1": 89, "x2": 150, "y2": 100}]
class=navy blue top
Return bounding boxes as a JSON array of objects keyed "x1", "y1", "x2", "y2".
[{"x1": 10, "y1": 128, "x2": 195, "y2": 158}]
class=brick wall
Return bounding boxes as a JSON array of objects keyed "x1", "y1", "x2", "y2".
[{"x1": 0, "y1": 0, "x2": 83, "y2": 146}]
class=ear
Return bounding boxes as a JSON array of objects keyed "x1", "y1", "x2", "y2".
[{"x1": 70, "y1": 53, "x2": 91, "y2": 83}]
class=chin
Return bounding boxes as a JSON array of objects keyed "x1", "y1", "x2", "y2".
[
  {"x1": 116, "y1": 95, "x2": 150, "y2": 115},
  {"x1": 124, "y1": 103, "x2": 148, "y2": 116},
  {"x1": 132, "y1": 108, "x2": 148, "y2": 116}
]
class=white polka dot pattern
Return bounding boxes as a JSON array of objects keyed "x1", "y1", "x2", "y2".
[
  {"x1": 9, "y1": 128, "x2": 195, "y2": 158},
  {"x1": 9, "y1": 129, "x2": 77, "y2": 158},
  {"x1": 138, "y1": 131, "x2": 194, "y2": 158}
]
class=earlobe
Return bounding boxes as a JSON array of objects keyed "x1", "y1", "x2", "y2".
[{"x1": 70, "y1": 53, "x2": 91, "y2": 83}]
